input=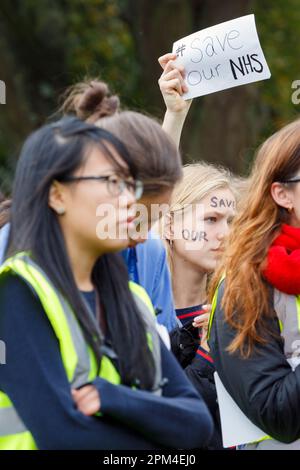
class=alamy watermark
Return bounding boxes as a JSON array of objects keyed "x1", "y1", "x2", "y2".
[
  {"x1": 0, "y1": 340, "x2": 6, "y2": 365},
  {"x1": 291, "y1": 80, "x2": 300, "y2": 104},
  {"x1": 95, "y1": 198, "x2": 208, "y2": 251},
  {"x1": 0, "y1": 80, "x2": 6, "y2": 104}
]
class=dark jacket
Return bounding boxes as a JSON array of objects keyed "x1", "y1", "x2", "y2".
[
  {"x1": 170, "y1": 319, "x2": 223, "y2": 449},
  {"x1": 209, "y1": 280, "x2": 300, "y2": 444},
  {"x1": 0, "y1": 273, "x2": 213, "y2": 450}
]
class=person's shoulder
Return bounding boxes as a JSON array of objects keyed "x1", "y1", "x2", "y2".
[
  {"x1": 211, "y1": 277, "x2": 226, "y2": 309},
  {"x1": 217, "y1": 278, "x2": 226, "y2": 298},
  {"x1": 0, "y1": 269, "x2": 26, "y2": 292},
  {"x1": 0, "y1": 272, "x2": 42, "y2": 336},
  {"x1": 209, "y1": 278, "x2": 227, "y2": 335},
  {"x1": 136, "y1": 230, "x2": 166, "y2": 257},
  {"x1": 0, "y1": 271, "x2": 36, "y2": 306}
]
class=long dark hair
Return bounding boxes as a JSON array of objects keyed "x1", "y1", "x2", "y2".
[{"x1": 10, "y1": 116, "x2": 155, "y2": 389}]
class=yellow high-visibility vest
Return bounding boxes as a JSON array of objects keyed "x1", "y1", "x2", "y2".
[{"x1": 0, "y1": 253, "x2": 161, "y2": 450}]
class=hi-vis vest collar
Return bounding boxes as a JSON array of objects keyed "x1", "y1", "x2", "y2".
[
  {"x1": 208, "y1": 276, "x2": 300, "y2": 449},
  {"x1": 0, "y1": 252, "x2": 162, "y2": 450}
]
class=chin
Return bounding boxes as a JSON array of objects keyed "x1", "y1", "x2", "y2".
[
  {"x1": 203, "y1": 261, "x2": 217, "y2": 272},
  {"x1": 102, "y1": 239, "x2": 130, "y2": 253},
  {"x1": 191, "y1": 260, "x2": 216, "y2": 273}
]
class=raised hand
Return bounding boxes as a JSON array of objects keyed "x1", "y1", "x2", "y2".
[{"x1": 158, "y1": 53, "x2": 192, "y2": 114}]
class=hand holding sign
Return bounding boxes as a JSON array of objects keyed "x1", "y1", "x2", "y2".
[
  {"x1": 158, "y1": 53, "x2": 192, "y2": 114},
  {"x1": 172, "y1": 14, "x2": 271, "y2": 100}
]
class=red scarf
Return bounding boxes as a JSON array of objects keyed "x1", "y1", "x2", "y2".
[{"x1": 263, "y1": 224, "x2": 300, "y2": 295}]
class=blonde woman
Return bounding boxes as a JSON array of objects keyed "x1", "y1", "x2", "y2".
[{"x1": 159, "y1": 162, "x2": 236, "y2": 449}]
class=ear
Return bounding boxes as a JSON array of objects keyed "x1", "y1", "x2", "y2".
[
  {"x1": 163, "y1": 212, "x2": 174, "y2": 242},
  {"x1": 48, "y1": 181, "x2": 67, "y2": 214},
  {"x1": 270, "y1": 182, "x2": 293, "y2": 210}
]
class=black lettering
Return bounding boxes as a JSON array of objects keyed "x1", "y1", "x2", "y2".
[
  {"x1": 182, "y1": 229, "x2": 190, "y2": 240},
  {"x1": 182, "y1": 229, "x2": 208, "y2": 242},
  {"x1": 187, "y1": 70, "x2": 202, "y2": 86},
  {"x1": 242, "y1": 54, "x2": 254, "y2": 74},
  {"x1": 214, "y1": 64, "x2": 221, "y2": 76},
  {"x1": 250, "y1": 53, "x2": 263, "y2": 73},
  {"x1": 210, "y1": 196, "x2": 218, "y2": 208},
  {"x1": 190, "y1": 38, "x2": 203, "y2": 63},
  {"x1": 204, "y1": 36, "x2": 217, "y2": 57},
  {"x1": 199, "y1": 231, "x2": 209, "y2": 242},
  {"x1": 202, "y1": 67, "x2": 215, "y2": 81},
  {"x1": 227, "y1": 30, "x2": 243, "y2": 50},
  {"x1": 227, "y1": 199, "x2": 236, "y2": 209},
  {"x1": 216, "y1": 33, "x2": 227, "y2": 52},
  {"x1": 230, "y1": 57, "x2": 245, "y2": 80},
  {"x1": 191, "y1": 230, "x2": 198, "y2": 241},
  {"x1": 219, "y1": 199, "x2": 226, "y2": 208}
]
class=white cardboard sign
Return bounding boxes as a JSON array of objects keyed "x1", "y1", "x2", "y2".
[
  {"x1": 214, "y1": 372, "x2": 267, "y2": 448},
  {"x1": 172, "y1": 14, "x2": 271, "y2": 100}
]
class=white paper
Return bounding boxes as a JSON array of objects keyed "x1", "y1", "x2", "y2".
[
  {"x1": 214, "y1": 372, "x2": 267, "y2": 448},
  {"x1": 172, "y1": 14, "x2": 271, "y2": 100}
]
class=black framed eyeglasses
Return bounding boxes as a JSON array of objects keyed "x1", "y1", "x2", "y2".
[
  {"x1": 279, "y1": 177, "x2": 300, "y2": 184},
  {"x1": 60, "y1": 174, "x2": 144, "y2": 200}
]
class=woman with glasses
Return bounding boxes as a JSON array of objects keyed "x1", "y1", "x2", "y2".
[
  {"x1": 208, "y1": 118, "x2": 300, "y2": 449},
  {"x1": 61, "y1": 80, "x2": 182, "y2": 333},
  {"x1": 0, "y1": 117, "x2": 213, "y2": 450}
]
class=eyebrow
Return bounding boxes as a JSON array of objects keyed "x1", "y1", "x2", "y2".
[{"x1": 204, "y1": 210, "x2": 235, "y2": 217}]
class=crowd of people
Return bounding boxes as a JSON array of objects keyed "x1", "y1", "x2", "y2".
[{"x1": 0, "y1": 51, "x2": 300, "y2": 450}]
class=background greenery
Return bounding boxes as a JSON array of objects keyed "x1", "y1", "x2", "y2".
[{"x1": 0, "y1": 0, "x2": 299, "y2": 195}]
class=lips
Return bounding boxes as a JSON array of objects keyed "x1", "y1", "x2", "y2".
[
  {"x1": 117, "y1": 213, "x2": 136, "y2": 225},
  {"x1": 211, "y1": 247, "x2": 224, "y2": 253}
]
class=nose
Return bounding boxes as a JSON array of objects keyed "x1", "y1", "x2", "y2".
[
  {"x1": 216, "y1": 221, "x2": 230, "y2": 241},
  {"x1": 121, "y1": 186, "x2": 136, "y2": 209}
]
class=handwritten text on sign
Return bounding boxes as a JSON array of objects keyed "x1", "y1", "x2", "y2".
[{"x1": 172, "y1": 14, "x2": 271, "y2": 100}]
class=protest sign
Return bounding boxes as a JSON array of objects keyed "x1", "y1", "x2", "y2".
[
  {"x1": 214, "y1": 372, "x2": 267, "y2": 448},
  {"x1": 172, "y1": 14, "x2": 271, "y2": 100}
]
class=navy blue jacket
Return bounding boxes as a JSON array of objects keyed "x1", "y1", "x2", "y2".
[
  {"x1": 0, "y1": 273, "x2": 213, "y2": 450},
  {"x1": 122, "y1": 230, "x2": 177, "y2": 331}
]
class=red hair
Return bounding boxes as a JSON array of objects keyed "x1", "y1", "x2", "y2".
[{"x1": 209, "y1": 118, "x2": 300, "y2": 356}]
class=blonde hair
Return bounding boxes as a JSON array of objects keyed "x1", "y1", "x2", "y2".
[{"x1": 158, "y1": 162, "x2": 235, "y2": 273}]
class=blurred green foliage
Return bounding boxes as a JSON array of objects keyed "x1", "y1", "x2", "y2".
[
  {"x1": 0, "y1": 0, "x2": 300, "y2": 194},
  {"x1": 255, "y1": 0, "x2": 300, "y2": 126}
]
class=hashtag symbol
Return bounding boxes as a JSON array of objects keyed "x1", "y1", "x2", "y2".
[{"x1": 175, "y1": 44, "x2": 186, "y2": 57}]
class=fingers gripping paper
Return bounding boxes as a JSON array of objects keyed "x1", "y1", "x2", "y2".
[{"x1": 172, "y1": 14, "x2": 271, "y2": 100}]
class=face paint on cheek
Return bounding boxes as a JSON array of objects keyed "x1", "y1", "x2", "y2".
[
  {"x1": 182, "y1": 229, "x2": 208, "y2": 242},
  {"x1": 210, "y1": 196, "x2": 236, "y2": 210}
]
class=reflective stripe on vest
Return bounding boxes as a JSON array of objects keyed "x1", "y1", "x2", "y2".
[
  {"x1": 129, "y1": 281, "x2": 162, "y2": 393},
  {"x1": 0, "y1": 253, "x2": 161, "y2": 449},
  {"x1": 207, "y1": 274, "x2": 225, "y2": 340},
  {"x1": 274, "y1": 289, "x2": 300, "y2": 369},
  {"x1": 208, "y1": 276, "x2": 300, "y2": 448}
]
